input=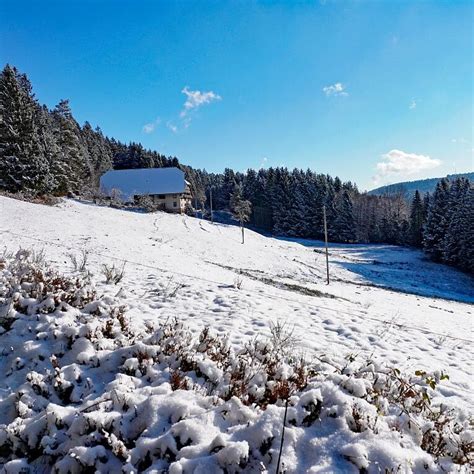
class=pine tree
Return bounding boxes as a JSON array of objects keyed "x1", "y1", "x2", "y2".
[
  {"x1": 81, "y1": 122, "x2": 113, "y2": 190},
  {"x1": 223, "y1": 168, "x2": 238, "y2": 205},
  {"x1": 332, "y1": 190, "x2": 355, "y2": 242},
  {"x1": 269, "y1": 168, "x2": 293, "y2": 235},
  {"x1": 325, "y1": 178, "x2": 338, "y2": 241},
  {"x1": 456, "y1": 184, "x2": 474, "y2": 273},
  {"x1": 409, "y1": 190, "x2": 424, "y2": 247},
  {"x1": 34, "y1": 104, "x2": 60, "y2": 193},
  {"x1": 443, "y1": 178, "x2": 471, "y2": 267},
  {"x1": 0, "y1": 65, "x2": 51, "y2": 194},
  {"x1": 291, "y1": 171, "x2": 314, "y2": 238},
  {"x1": 423, "y1": 179, "x2": 450, "y2": 261},
  {"x1": 423, "y1": 192, "x2": 431, "y2": 218},
  {"x1": 230, "y1": 183, "x2": 252, "y2": 244},
  {"x1": 306, "y1": 173, "x2": 327, "y2": 240},
  {"x1": 51, "y1": 99, "x2": 90, "y2": 194}
]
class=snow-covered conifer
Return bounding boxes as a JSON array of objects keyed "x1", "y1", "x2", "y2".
[
  {"x1": 0, "y1": 65, "x2": 51, "y2": 194},
  {"x1": 423, "y1": 179, "x2": 450, "y2": 261},
  {"x1": 409, "y1": 190, "x2": 425, "y2": 247},
  {"x1": 51, "y1": 99, "x2": 91, "y2": 194}
]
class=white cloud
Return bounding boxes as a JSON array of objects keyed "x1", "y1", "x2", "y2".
[
  {"x1": 409, "y1": 99, "x2": 417, "y2": 110},
  {"x1": 142, "y1": 122, "x2": 155, "y2": 134},
  {"x1": 166, "y1": 121, "x2": 178, "y2": 134},
  {"x1": 259, "y1": 156, "x2": 268, "y2": 168},
  {"x1": 157, "y1": 87, "x2": 221, "y2": 134},
  {"x1": 373, "y1": 149, "x2": 442, "y2": 184},
  {"x1": 180, "y1": 86, "x2": 221, "y2": 118},
  {"x1": 142, "y1": 118, "x2": 161, "y2": 134},
  {"x1": 323, "y1": 82, "x2": 348, "y2": 97}
]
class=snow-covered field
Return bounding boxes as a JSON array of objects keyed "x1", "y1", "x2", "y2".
[{"x1": 0, "y1": 196, "x2": 473, "y2": 472}]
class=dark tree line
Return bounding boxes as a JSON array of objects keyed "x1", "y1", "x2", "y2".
[
  {"x1": 187, "y1": 169, "x2": 473, "y2": 273},
  {"x1": 188, "y1": 166, "x2": 412, "y2": 246},
  {"x1": 188, "y1": 169, "x2": 474, "y2": 275},
  {"x1": 1, "y1": 64, "x2": 472, "y2": 273}
]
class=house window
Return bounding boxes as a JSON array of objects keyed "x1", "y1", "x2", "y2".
[
  {"x1": 158, "y1": 194, "x2": 165, "y2": 199},
  {"x1": 173, "y1": 201, "x2": 177, "y2": 207}
]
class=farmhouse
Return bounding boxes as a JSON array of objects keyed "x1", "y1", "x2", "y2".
[{"x1": 100, "y1": 167, "x2": 192, "y2": 213}]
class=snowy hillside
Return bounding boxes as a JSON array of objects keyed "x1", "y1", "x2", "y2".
[{"x1": 0, "y1": 196, "x2": 473, "y2": 472}]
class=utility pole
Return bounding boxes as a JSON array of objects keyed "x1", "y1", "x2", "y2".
[
  {"x1": 323, "y1": 205, "x2": 330, "y2": 285},
  {"x1": 209, "y1": 186, "x2": 213, "y2": 223}
]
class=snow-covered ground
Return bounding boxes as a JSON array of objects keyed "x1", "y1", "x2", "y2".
[{"x1": 0, "y1": 196, "x2": 473, "y2": 472}]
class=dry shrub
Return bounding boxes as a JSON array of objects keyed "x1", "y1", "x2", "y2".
[
  {"x1": 0, "y1": 190, "x2": 61, "y2": 206},
  {"x1": 145, "y1": 319, "x2": 310, "y2": 408},
  {"x1": 101, "y1": 262, "x2": 126, "y2": 284},
  {"x1": 67, "y1": 249, "x2": 89, "y2": 273},
  {"x1": 170, "y1": 370, "x2": 189, "y2": 391}
]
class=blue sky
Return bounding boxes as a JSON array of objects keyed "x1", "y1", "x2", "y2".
[{"x1": 1, "y1": 0, "x2": 472, "y2": 190}]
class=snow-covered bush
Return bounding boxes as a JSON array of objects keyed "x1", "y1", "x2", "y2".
[
  {"x1": 0, "y1": 249, "x2": 95, "y2": 321},
  {"x1": 0, "y1": 251, "x2": 472, "y2": 472}
]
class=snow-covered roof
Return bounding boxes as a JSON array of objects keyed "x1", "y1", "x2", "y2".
[{"x1": 100, "y1": 167, "x2": 187, "y2": 200}]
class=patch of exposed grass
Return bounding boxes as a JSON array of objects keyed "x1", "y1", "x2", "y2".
[{"x1": 209, "y1": 262, "x2": 337, "y2": 299}]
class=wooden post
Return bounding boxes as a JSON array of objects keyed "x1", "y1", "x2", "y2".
[
  {"x1": 210, "y1": 187, "x2": 213, "y2": 223},
  {"x1": 323, "y1": 205, "x2": 330, "y2": 284},
  {"x1": 276, "y1": 397, "x2": 289, "y2": 474},
  {"x1": 241, "y1": 224, "x2": 244, "y2": 244}
]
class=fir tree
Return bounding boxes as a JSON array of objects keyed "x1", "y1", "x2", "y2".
[
  {"x1": 325, "y1": 178, "x2": 338, "y2": 241},
  {"x1": 52, "y1": 99, "x2": 90, "y2": 194},
  {"x1": 0, "y1": 64, "x2": 51, "y2": 194},
  {"x1": 443, "y1": 178, "x2": 471, "y2": 267},
  {"x1": 34, "y1": 104, "x2": 60, "y2": 193},
  {"x1": 423, "y1": 179, "x2": 450, "y2": 261},
  {"x1": 81, "y1": 122, "x2": 113, "y2": 190},
  {"x1": 291, "y1": 171, "x2": 314, "y2": 238},
  {"x1": 456, "y1": 184, "x2": 474, "y2": 273},
  {"x1": 332, "y1": 190, "x2": 355, "y2": 243},
  {"x1": 223, "y1": 168, "x2": 238, "y2": 206},
  {"x1": 423, "y1": 192, "x2": 431, "y2": 218},
  {"x1": 271, "y1": 168, "x2": 293, "y2": 235},
  {"x1": 409, "y1": 190, "x2": 425, "y2": 247}
]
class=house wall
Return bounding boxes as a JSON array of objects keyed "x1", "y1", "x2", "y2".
[
  {"x1": 133, "y1": 182, "x2": 192, "y2": 213},
  {"x1": 163, "y1": 194, "x2": 185, "y2": 212},
  {"x1": 143, "y1": 193, "x2": 191, "y2": 213}
]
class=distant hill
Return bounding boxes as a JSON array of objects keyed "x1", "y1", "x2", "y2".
[{"x1": 368, "y1": 172, "x2": 474, "y2": 198}]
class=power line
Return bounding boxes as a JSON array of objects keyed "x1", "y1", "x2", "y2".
[{"x1": 1, "y1": 229, "x2": 473, "y2": 345}]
